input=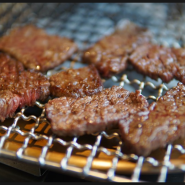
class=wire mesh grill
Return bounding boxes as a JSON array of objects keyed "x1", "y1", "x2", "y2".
[{"x1": 1, "y1": 3, "x2": 185, "y2": 182}]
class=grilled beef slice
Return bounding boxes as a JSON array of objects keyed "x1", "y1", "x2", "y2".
[
  {"x1": 45, "y1": 86, "x2": 148, "y2": 136},
  {"x1": 129, "y1": 43, "x2": 178, "y2": 83},
  {"x1": 0, "y1": 53, "x2": 50, "y2": 121},
  {"x1": 119, "y1": 82, "x2": 185, "y2": 156},
  {"x1": 0, "y1": 25, "x2": 78, "y2": 72},
  {"x1": 49, "y1": 65, "x2": 103, "y2": 98},
  {"x1": 82, "y1": 20, "x2": 152, "y2": 78}
]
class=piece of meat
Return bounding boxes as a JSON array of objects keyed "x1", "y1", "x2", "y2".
[
  {"x1": 0, "y1": 70, "x2": 50, "y2": 121},
  {"x1": 0, "y1": 52, "x2": 25, "y2": 81},
  {"x1": 0, "y1": 25, "x2": 78, "y2": 72},
  {"x1": 0, "y1": 90, "x2": 21, "y2": 122},
  {"x1": 0, "y1": 53, "x2": 23, "y2": 121},
  {"x1": 119, "y1": 82, "x2": 185, "y2": 156},
  {"x1": 0, "y1": 52, "x2": 50, "y2": 121},
  {"x1": 171, "y1": 47, "x2": 185, "y2": 84},
  {"x1": 129, "y1": 43, "x2": 178, "y2": 82},
  {"x1": 82, "y1": 20, "x2": 152, "y2": 78},
  {"x1": 45, "y1": 86, "x2": 149, "y2": 137},
  {"x1": 1, "y1": 70, "x2": 50, "y2": 108},
  {"x1": 49, "y1": 65, "x2": 103, "y2": 98}
]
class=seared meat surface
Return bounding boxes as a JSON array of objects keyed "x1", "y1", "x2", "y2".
[
  {"x1": 172, "y1": 47, "x2": 185, "y2": 84},
  {"x1": 0, "y1": 90, "x2": 21, "y2": 122},
  {"x1": 45, "y1": 86, "x2": 148, "y2": 136},
  {"x1": 82, "y1": 20, "x2": 152, "y2": 78},
  {"x1": 0, "y1": 52, "x2": 24, "y2": 80},
  {"x1": 0, "y1": 25, "x2": 78, "y2": 72},
  {"x1": 49, "y1": 65, "x2": 103, "y2": 98},
  {"x1": 129, "y1": 43, "x2": 178, "y2": 82},
  {"x1": 119, "y1": 82, "x2": 185, "y2": 156},
  {"x1": 0, "y1": 53, "x2": 50, "y2": 122}
]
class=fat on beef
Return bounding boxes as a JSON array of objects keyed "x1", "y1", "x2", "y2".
[
  {"x1": 119, "y1": 82, "x2": 185, "y2": 156},
  {"x1": 45, "y1": 86, "x2": 149, "y2": 137},
  {"x1": 0, "y1": 25, "x2": 78, "y2": 72},
  {"x1": 49, "y1": 64, "x2": 103, "y2": 98},
  {"x1": 82, "y1": 20, "x2": 152, "y2": 78}
]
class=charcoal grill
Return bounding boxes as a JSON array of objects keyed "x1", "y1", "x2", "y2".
[{"x1": 1, "y1": 3, "x2": 185, "y2": 182}]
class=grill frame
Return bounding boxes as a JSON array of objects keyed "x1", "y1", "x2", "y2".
[{"x1": 0, "y1": 3, "x2": 185, "y2": 182}]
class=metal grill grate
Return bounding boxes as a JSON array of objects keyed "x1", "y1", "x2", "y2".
[{"x1": 1, "y1": 3, "x2": 185, "y2": 182}]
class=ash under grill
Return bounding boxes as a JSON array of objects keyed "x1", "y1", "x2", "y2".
[{"x1": 1, "y1": 3, "x2": 185, "y2": 182}]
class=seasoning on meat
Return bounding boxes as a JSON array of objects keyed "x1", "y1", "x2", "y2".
[
  {"x1": 0, "y1": 53, "x2": 50, "y2": 121},
  {"x1": 45, "y1": 86, "x2": 148, "y2": 137},
  {"x1": 119, "y1": 82, "x2": 185, "y2": 156},
  {"x1": 82, "y1": 20, "x2": 152, "y2": 78},
  {"x1": 129, "y1": 43, "x2": 178, "y2": 82},
  {"x1": 171, "y1": 47, "x2": 185, "y2": 84},
  {"x1": 0, "y1": 25, "x2": 78, "y2": 72},
  {"x1": 49, "y1": 65, "x2": 103, "y2": 98}
]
